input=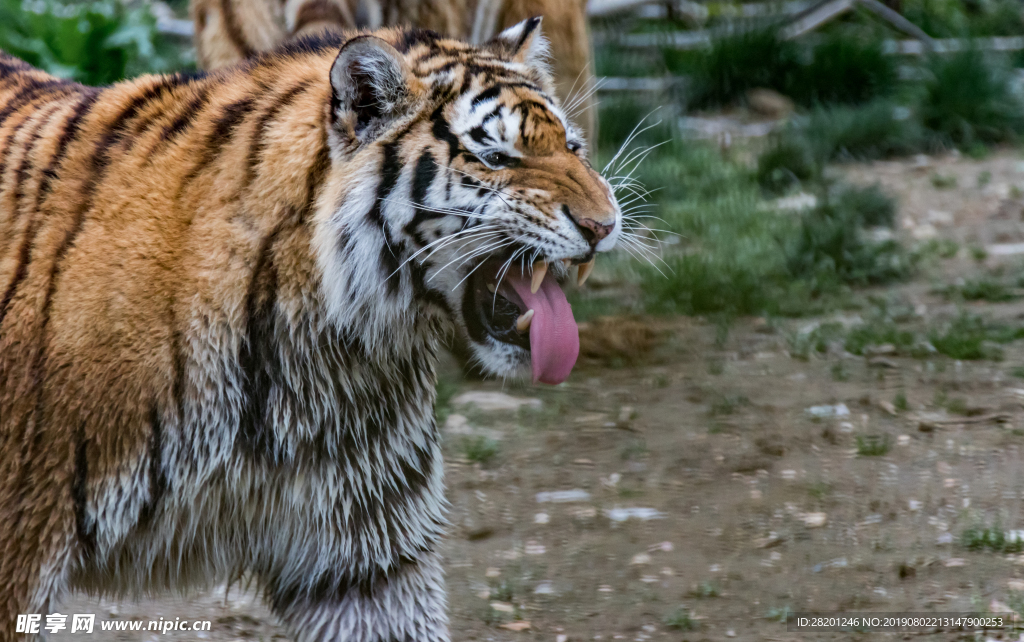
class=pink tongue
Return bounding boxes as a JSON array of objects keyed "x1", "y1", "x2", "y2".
[{"x1": 507, "y1": 272, "x2": 580, "y2": 385}]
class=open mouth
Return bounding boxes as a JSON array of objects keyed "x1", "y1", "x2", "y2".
[{"x1": 464, "y1": 253, "x2": 596, "y2": 385}]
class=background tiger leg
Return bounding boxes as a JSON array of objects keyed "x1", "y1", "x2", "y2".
[{"x1": 267, "y1": 552, "x2": 450, "y2": 642}]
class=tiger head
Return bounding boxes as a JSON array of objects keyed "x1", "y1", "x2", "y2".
[{"x1": 315, "y1": 19, "x2": 620, "y2": 384}]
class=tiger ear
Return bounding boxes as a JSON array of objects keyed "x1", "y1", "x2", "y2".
[
  {"x1": 329, "y1": 36, "x2": 413, "y2": 144},
  {"x1": 487, "y1": 16, "x2": 548, "y2": 66}
]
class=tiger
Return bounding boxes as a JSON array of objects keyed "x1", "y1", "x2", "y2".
[
  {"x1": 189, "y1": 0, "x2": 598, "y2": 141},
  {"x1": 0, "y1": 17, "x2": 620, "y2": 642}
]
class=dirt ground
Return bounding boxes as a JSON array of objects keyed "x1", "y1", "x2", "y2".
[{"x1": 52, "y1": 151, "x2": 1024, "y2": 641}]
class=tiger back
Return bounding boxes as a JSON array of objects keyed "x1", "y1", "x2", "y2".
[{"x1": 189, "y1": 0, "x2": 597, "y2": 140}]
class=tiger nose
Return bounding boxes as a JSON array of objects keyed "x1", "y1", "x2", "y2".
[{"x1": 562, "y1": 205, "x2": 615, "y2": 248}]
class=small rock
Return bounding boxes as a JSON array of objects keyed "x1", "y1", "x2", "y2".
[
  {"x1": 1008, "y1": 579, "x2": 1024, "y2": 591},
  {"x1": 991, "y1": 600, "x2": 1012, "y2": 614},
  {"x1": 477, "y1": 589, "x2": 491, "y2": 599},
  {"x1": 908, "y1": 500, "x2": 922, "y2": 511},
  {"x1": 499, "y1": 621, "x2": 531, "y2": 631},
  {"x1": 805, "y1": 404, "x2": 850, "y2": 418},
  {"x1": 534, "y1": 582, "x2": 555, "y2": 595},
  {"x1": 452, "y1": 391, "x2": 542, "y2": 412},
  {"x1": 774, "y1": 192, "x2": 818, "y2": 212},
  {"x1": 536, "y1": 489, "x2": 591, "y2": 503},
  {"x1": 868, "y1": 357, "x2": 899, "y2": 369},
  {"x1": 525, "y1": 541, "x2": 546, "y2": 555},
  {"x1": 602, "y1": 473, "x2": 622, "y2": 489},
  {"x1": 746, "y1": 88, "x2": 794, "y2": 119},
  {"x1": 865, "y1": 344, "x2": 896, "y2": 356},
  {"x1": 647, "y1": 541, "x2": 674, "y2": 552},
  {"x1": 878, "y1": 401, "x2": 898, "y2": 416},
  {"x1": 604, "y1": 507, "x2": 666, "y2": 522},
  {"x1": 557, "y1": 636, "x2": 568, "y2": 642},
  {"x1": 598, "y1": 585, "x2": 614, "y2": 592},
  {"x1": 491, "y1": 601, "x2": 515, "y2": 613},
  {"x1": 781, "y1": 469, "x2": 797, "y2": 480},
  {"x1": 911, "y1": 223, "x2": 938, "y2": 240},
  {"x1": 897, "y1": 434, "x2": 910, "y2": 446},
  {"x1": 630, "y1": 553, "x2": 652, "y2": 565},
  {"x1": 486, "y1": 567, "x2": 501, "y2": 577},
  {"x1": 927, "y1": 210, "x2": 954, "y2": 226},
  {"x1": 936, "y1": 533, "x2": 954, "y2": 545},
  {"x1": 802, "y1": 512, "x2": 827, "y2": 528},
  {"x1": 534, "y1": 512, "x2": 550, "y2": 524},
  {"x1": 726, "y1": 630, "x2": 736, "y2": 638},
  {"x1": 944, "y1": 558, "x2": 966, "y2": 567}
]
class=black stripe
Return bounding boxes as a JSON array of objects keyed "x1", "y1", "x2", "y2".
[
  {"x1": 468, "y1": 126, "x2": 491, "y2": 145},
  {"x1": 160, "y1": 86, "x2": 212, "y2": 144},
  {"x1": 36, "y1": 90, "x2": 100, "y2": 206},
  {"x1": 237, "y1": 216, "x2": 296, "y2": 462},
  {"x1": 301, "y1": 133, "x2": 329, "y2": 220},
  {"x1": 178, "y1": 96, "x2": 257, "y2": 194},
  {"x1": 366, "y1": 142, "x2": 403, "y2": 295},
  {"x1": 33, "y1": 79, "x2": 175, "y2": 393},
  {"x1": 245, "y1": 82, "x2": 311, "y2": 187},
  {"x1": 11, "y1": 103, "x2": 61, "y2": 219},
  {"x1": 403, "y1": 150, "x2": 442, "y2": 247},
  {"x1": 0, "y1": 78, "x2": 67, "y2": 129},
  {"x1": 429, "y1": 105, "x2": 460, "y2": 161},
  {"x1": 72, "y1": 427, "x2": 96, "y2": 555},
  {"x1": 138, "y1": 404, "x2": 167, "y2": 524},
  {"x1": 1, "y1": 92, "x2": 98, "y2": 328}
]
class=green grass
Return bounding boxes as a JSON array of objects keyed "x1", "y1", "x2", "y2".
[
  {"x1": 856, "y1": 434, "x2": 892, "y2": 456},
  {"x1": 663, "y1": 607, "x2": 699, "y2": 631},
  {"x1": 666, "y1": 27, "x2": 802, "y2": 110},
  {"x1": 894, "y1": 391, "x2": 909, "y2": 411},
  {"x1": 920, "y1": 49, "x2": 1024, "y2": 148},
  {"x1": 667, "y1": 28, "x2": 898, "y2": 110},
  {"x1": 941, "y1": 278, "x2": 1019, "y2": 303},
  {"x1": 961, "y1": 525, "x2": 1024, "y2": 553},
  {"x1": 689, "y1": 582, "x2": 720, "y2": 598},
  {"x1": 928, "y1": 313, "x2": 1024, "y2": 360},
  {"x1": 461, "y1": 436, "x2": 500, "y2": 466},
  {"x1": 789, "y1": 32, "x2": 898, "y2": 107}
]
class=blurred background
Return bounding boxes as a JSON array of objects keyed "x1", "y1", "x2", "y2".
[{"x1": 26, "y1": 0, "x2": 1024, "y2": 639}]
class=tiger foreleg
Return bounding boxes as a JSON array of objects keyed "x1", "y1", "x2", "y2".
[{"x1": 268, "y1": 552, "x2": 450, "y2": 642}]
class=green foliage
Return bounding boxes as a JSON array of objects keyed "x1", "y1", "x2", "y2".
[
  {"x1": 0, "y1": 0, "x2": 188, "y2": 85},
  {"x1": 961, "y1": 525, "x2": 1024, "y2": 553},
  {"x1": 903, "y1": 0, "x2": 1024, "y2": 37},
  {"x1": 928, "y1": 313, "x2": 1024, "y2": 360},
  {"x1": 803, "y1": 100, "x2": 928, "y2": 161},
  {"x1": 894, "y1": 391, "x2": 909, "y2": 411},
  {"x1": 920, "y1": 49, "x2": 1024, "y2": 148},
  {"x1": 790, "y1": 33, "x2": 898, "y2": 107},
  {"x1": 856, "y1": 434, "x2": 892, "y2": 456},
  {"x1": 845, "y1": 318, "x2": 917, "y2": 356},
  {"x1": 460, "y1": 436, "x2": 500, "y2": 466},
  {"x1": 757, "y1": 139, "x2": 819, "y2": 193},
  {"x1": 941, "y1": 278, "x2": 1019, "y2": 302},
  {"x1": 670, "y1": 27, "x2": 802, "y2": 110},
  {"x1": 671, "y1": 28, "x2": 898, "y2": 110},
  {"x1": 663, "y1": 607, "x2": 699, "y2": 631},
  {"x1": 785, "y1": 186, "x2": 911, "y2": 289}
]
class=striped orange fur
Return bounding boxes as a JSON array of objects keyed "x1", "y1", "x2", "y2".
[{"x1": 0, "y1": 20, "x2": 619, "y2": 642}]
